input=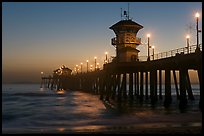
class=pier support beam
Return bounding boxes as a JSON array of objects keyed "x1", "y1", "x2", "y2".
[
  {"x1": 159, "y1": 70, "x2": 162, "y2": 100},
  {"x1": 154, "y1": 70, "x2": 158, "y2": 101},
  {"x1": 198, "y1": 67, "x2": 202, "y2": 111},
  {"x1": 134, "y1": 72, "x2": 137, "y2": 97},
  {"x1": 150, "y1": 70, "x2": 157, "y2": 104},
  {"x1": 47, "y1": 77, "x2": 50, "y2": 88},
  {"x1": 129, "y1": 72, "x2": 134, "y2": 100},
  {"x1": 134, "y1": 72, "x2": 139, "y2": 97},
  {"x1": 185, "y1": 70, "x2": 194, "y2": 100},
  {"x1": 179, "y1": 69, "x2": 187, "y2": 109},
  {"x1": 99, "y1": 74, "x2": 104, "y2": 100},
  {"x1": 105, "y1": 73, "x2": 111, "y2": 101},
  {"x1": 40, "y1": 78, "x2": 43, "y2": 88},
  {"x1": 140, "y1": 71, "x2": 144, "y2": 101},
  {"x1": 111, "y1": 74, "x2": 117, "y2": 100},
  {"x1": 173, "y1": 70, "x2": 179, "y2": 99},
  {"x1": 136, "y1": 72, "x2": 139, "y2": 98},
  {"x1": 122, "y1": 73, "x2": 127, "y2": 99},
  {"x1": 93, "y1": 77, "x2": 96, "y2": 94},
  {"x1": 164, "y1": 69, "x2": 172, "y2": 108},
  {"x1": 117, "y1": 74, "x2": 122, "y2": 102},
  {"x1": 145, "y1": 72, "x2": 148, "y2": 100},
  {"x1": 97, "y1": 77, "x2": 100, "y2": 94},
  {"x1": 150, "y1": 71, "x2": 153, "y2": 102}
]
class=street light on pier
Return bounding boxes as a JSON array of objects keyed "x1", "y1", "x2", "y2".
[
  {"x1": 41, "y1": 72, "x2": 44, "y2": 78},
  {"x1": 90, "y1": 65, "x2": 93, "y2": 72},
  {"x1": 147, "y1": 34, "x2": 151, "y2": 61},
  {"x1": 186, "y1": 35, "x2": 190, "y2": 54},
  {"x1": 105, "y1": 52, "x2": 108, "y2": 63},
  {"x1": 74, "y1": 68, "x2": 77, "y2": 74},
  {"x1": 80, "y1": 63, "x2": 83, "y2": 73},
  {"x1": 94, "y1": 57, "x2": 97, "y2": 71},
  {"x1": 97, "y1": 63, "x2": 99, "y2": 70},
  {"x1": 76, "y1": 65, "x2": 78, "y2": 74},
  {"x1": 195, "y1": 12, "x2": 201, "y2": 51},
  {"x1": 86, "y1": 60, "x2": 89, "y2": 72}
]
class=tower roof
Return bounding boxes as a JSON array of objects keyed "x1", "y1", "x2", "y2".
[{"x1": 109, "y1": 19, "x2": 143, "y2": 30}]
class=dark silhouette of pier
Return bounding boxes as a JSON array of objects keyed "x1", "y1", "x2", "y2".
[
  {"x1": 41, "y1": 17, "x2": 202, "y2": 111},
  {"x1": 41, "y1": 44, "x2": 202, "y2": 111}
]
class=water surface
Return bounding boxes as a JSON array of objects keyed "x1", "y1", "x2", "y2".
[{"x1": 2, "y1": 84, "x2": 202, "y2": 134}]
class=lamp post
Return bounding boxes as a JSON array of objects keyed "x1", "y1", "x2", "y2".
[
  {"x1": 147, "y1": 34, "x2": 150, "y2": 61},
  {"x1": 94, "y1": 57, "x2": 97, "y2": 71},
  {"x1": 80, "y1": 63, "x2": 83, "y2": 73},
  {"x1": 74, "y1": 68, "x2": 77, "y2": 74},
  {"x1": 90, "y1": 65, "x2": 93, "y2": 72},
  {"x1": 105, "y1": 52, "x2": 108, "y2": 63},
  {"x1": 186, "y1": 35, "x2": 190, "y2": 54},
  {"x1": 195, "y1": 12, "x2": 200, "y2": 51},
  {"x1": 97, "y1": 63, "x2": 99, "y2": 70},
  {"x1": 41, "y1": 72, "x2": 44, "y2": 78},
  {"x1": 152, "y1": 46, "x2": 155, "y2": 60},
  {"x1": 86, "y1": 60, "x2": 89, "y2": 72}
]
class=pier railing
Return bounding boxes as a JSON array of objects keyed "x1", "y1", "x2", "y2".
[
  {"x1": 139, "y1": 44, "x2": 202, "y2": 61},
  {"x1": 70, "y1": 44, "x2": 202, "y2": 75},
  {"x1": 107, "y1": 44, "x2": 202, "y2": 63}
]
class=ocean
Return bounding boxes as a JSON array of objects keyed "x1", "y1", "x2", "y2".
[{"x1": 2, "y1": 84, "x2": 202, "y2": 134}]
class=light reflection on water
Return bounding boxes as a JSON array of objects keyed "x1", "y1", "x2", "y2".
[
  {"x1": 57, "y1": 127, "x2": 65, "y2": 132},
  {"x1": 2, "y1": 84, "x2": 202, "y2": 134}
]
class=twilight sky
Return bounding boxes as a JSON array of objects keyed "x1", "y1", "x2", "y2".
[{"x1": 2, "y1": 2, "x2": 202, "y2": 83}]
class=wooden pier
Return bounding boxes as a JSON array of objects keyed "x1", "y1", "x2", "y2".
[{"x1": 41, "y1": 17, "x2": 202, "y2": 111}]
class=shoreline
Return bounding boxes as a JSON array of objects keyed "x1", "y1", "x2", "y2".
[{"x1": 3, "y1": 125, "x2": 202, "y2": 134}]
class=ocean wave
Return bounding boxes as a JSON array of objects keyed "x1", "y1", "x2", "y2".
[{"x1": 12, "y1": 92, "x2": 56, "y2": 97}]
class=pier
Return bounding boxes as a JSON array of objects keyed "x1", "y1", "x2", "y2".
[{"x1": 41, "y1": 16, "x2": 202, "y2": 111}]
